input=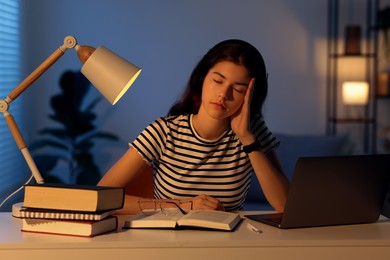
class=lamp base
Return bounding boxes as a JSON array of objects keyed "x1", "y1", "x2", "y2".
[{"x1": 11, "y1": 202, "x2": 24, "y2": 218}]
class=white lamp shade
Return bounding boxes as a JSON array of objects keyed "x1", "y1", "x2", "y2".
[
  {"x1": 81, "y1": 46, "x2": 141, "y2": 105},
  {"x1": 342, "y1": 81, "x2": 369, "y2": 105}
]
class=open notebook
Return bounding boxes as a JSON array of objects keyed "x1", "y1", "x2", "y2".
[{"x1": 246, "y1": 154, "x2": 390, "y2": 229}]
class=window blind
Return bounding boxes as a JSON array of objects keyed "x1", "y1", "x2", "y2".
[{"x1": 0, "y1": 0, "x2": 25, "y2": 210}]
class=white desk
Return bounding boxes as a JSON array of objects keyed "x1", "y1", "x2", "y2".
[{"x1": 1, "y1": 212, "x2": 390, "y2": 260}]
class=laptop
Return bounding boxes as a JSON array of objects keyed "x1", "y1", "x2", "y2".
[{"x1": 246, "y1": 154, "x2": 390, "y2": 229}]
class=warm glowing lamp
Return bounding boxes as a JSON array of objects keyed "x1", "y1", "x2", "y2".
[
  {"x1": 342, "y1": 81, "x2": 369, "y2": 105},
  {"x1": 0, "y1": 36, "x2": 141, "y2": 185}
]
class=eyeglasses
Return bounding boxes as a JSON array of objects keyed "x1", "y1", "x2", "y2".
[{"x1": 138, "y1": 199, "x2": 193, "y2": 216}]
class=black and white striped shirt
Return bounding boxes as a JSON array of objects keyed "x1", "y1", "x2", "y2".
[{"x1": 131, "y1": 114, "x2": 279, "y2": 211}]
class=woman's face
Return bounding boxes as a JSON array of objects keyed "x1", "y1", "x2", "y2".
[{"x1": 199, "y1": 61, "x2": 250, "y2": 120}]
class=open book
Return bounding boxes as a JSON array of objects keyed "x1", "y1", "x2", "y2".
[{"x1": 124, "y1": 210, "x2": 242, "y2": 231}]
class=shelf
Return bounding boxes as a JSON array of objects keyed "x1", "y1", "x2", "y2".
[
  {"x1": 326, "y1": 0, "x2": 379, "y2": 154},
  {"x1": 376, "y1": 95, "x2": 390, "y2": 99},
  {"x1": 329, "y1": 118, "x2": 375, "y2": 124},
  {"x1": 329, "y1": 53, "x2": 376, "y2": 58}
]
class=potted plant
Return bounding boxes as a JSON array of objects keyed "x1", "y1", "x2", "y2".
[{"x1": 30, "y1": 70, "x2": 120, "y2": 184}]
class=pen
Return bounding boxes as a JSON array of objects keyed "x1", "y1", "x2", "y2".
[{"x1": 247, "y1": 222, "x2": 263, "y2": 233}]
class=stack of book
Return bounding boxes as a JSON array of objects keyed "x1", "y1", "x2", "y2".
[{"x1": 13, "y1": 184, "x2": 125, "y2": 237}]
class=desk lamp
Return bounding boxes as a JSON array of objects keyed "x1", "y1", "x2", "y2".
[{"x1": 0, "y1": 36, "x2": 141, "y2": 185}]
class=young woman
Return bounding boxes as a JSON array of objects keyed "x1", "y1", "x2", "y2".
[{"x1": 98, "y1": 39, "x2": 289, "y2": 214}]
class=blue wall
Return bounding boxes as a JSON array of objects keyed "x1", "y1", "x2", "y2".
[{"x1": 20, "y1": 0, "x2": 330, "y2": 176}]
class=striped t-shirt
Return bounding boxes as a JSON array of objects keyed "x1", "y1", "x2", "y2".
[{"x1": 131, "y1": 114, "x2": 279, "y2": 211}]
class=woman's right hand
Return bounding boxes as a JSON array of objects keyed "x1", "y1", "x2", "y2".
[{"x1": 182, "y1": 194, "x2": 225, "y2": 211}]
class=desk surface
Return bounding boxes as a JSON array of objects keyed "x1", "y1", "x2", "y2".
[{"x1": 1, "y1": 212, "x2": 390, "y2": 260}]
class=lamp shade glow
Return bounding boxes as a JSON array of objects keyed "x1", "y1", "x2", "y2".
[
  {"x1": 342, "y1": 81, "x2": 369, "y2": 105},
  {"x1": 81, "y1": 46, "x2": 142, "y2": 105}
]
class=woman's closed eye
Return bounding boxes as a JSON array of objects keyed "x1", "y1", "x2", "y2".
[
  {"x1": 232, "y1": 85, "x2": 247, "y2": 94},
  {"x1": 213, "y1": 79, "x2": 246, "y2": 94}
]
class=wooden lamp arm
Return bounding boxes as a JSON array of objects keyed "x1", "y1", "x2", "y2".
[
  {"x1": 3, "y1": 111, "x2": 43, "y2": 184},
  {"x1": 0, "y1": 36, "x2": 95, "y2": 185},
  {"x1": 7, "y1": 36, "x2": 78, "y2": 102}
]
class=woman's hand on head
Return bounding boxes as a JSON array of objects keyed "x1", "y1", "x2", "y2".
[
  {"x1": 182, "y1": 194, "x2": 225, "y2": 211},
  {"x1": 230, "y1": 78, "x2": 256, "y2": 145}
]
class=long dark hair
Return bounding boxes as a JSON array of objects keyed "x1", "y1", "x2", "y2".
[{"x1": 168, "y1": 39, "x2": 268, "y2": 119}]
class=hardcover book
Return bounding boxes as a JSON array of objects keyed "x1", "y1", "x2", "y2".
[
  {"x1": 21, "y1": 216, "x2": 118, "y2": 237},
  {"x1": 124, "y1": 210, "x2": 242, "y2": 231},
  {"x1": 23, "y1": 184, "x2": 125, "y2": 212}
]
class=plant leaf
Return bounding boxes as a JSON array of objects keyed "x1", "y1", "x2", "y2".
[
  {"x1": 75, "y1": 140, "x2": 94, "y2": 153},
  {"x1": 29, "y1": 139, "x2": 69, "y2": 151},
  {"x1": 81, "y1": 132, "x2": 120, "y2": 142},
  {"x1": 34, "y1": 154, "x2": 60, "y2": 172},
  {"x1": 38, "y1": 128, "x2": 69, "y2": 140}
]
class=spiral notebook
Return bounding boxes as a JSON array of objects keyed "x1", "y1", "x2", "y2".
[{"x1": 12, "y1": 202, "x2": 116, "y2": 221}]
